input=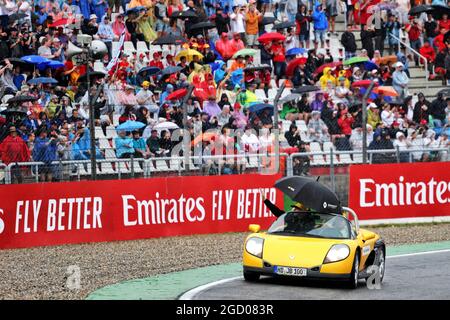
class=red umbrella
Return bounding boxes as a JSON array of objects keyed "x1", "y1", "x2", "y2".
[
  {"x1": 286, "y1": 57, "x2": 307, "y2": 77},
  {"x1": 314, "y1": 61, "x2": 342, "y2": 76},
  {"x1": 373, "y1": 86, "x2": 398, "y2": 97},
  {"x1": 257, "y1": 32, "x2": 286, "y2": 43},
  {"x1": 49, "y1": 18, "x2": 69, "y2": 28},
  {"x1": 351, "y1": 80, "x2": 379, "y2": 88},
  {"x1": 166, "y1": 88, "x2": 188, "y2": 101}
]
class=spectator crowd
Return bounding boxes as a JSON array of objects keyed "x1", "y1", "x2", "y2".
[{"x1": 0, "y1": 0, "x2": 449, "y2": 183}]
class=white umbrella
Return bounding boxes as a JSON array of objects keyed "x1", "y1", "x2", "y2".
[{"x1": 153, "y1": 121, "x2": 179, "y2": 131}]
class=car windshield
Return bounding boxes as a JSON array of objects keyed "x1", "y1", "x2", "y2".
[{"x1": 268, "y1": 211, "x2": 351, "y2": 239}]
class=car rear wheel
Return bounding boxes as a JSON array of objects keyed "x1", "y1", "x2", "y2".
[
  {"x1": 243, "y1": 270, "x2": 260, "y2": 282},
  {"x1": 347, "y1": 252, "x2": 359, "y2": 289}
]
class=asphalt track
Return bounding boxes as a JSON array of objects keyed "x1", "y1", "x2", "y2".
[{"x1": 182, "y1": 250, "x2": 450, "y2": 300}]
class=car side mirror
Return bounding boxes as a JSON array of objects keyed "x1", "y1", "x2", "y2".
[
  {"x1": 362, "y1": 232, "x2": 376, "y2": 242},
  {"x1": 248, "y1": 224, "x2": 261, "y2": 233}
]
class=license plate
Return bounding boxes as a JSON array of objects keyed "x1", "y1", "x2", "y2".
[{"x1": 274, "y1": 266, "x2": 307, "y2": 277}]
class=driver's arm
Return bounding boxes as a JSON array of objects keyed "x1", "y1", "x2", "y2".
[{"x1": 263, "y1": 199, "x2": 285, "y2": 218}]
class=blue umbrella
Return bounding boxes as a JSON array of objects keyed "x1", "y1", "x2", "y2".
[
  {"x1": 286, "y1": 47, "x2": 307, "y2": 56},
  {"x1": 359, "y1": 87, "x2": 378, "y2": 100},
  {"x1": 137, "y1": 66, "x2": 161, "y2": 77},
  {"x1": 27, "y1": 77, "x2": 58, "y2": 85},
  {"x1": 21, "y1": 55, "x2": 50, "y2": 65},
  {"x1": 47, "y1": 60, "x2": 65, "y2": 69},
  {"x1": 116, "y1": 120, "x2": 146, "y2": 131},
  {"x1": 37, "y1": 60, "x2": 65, "y2": 71},
  {"x1": 364, "y1": 61, "x2": 379, "y2": 71},
  {"x1": 248, "y1": 103, "x2": 274, "y2": 116}
]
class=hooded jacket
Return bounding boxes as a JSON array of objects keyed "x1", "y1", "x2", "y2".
[
  {"x1": 319, "y1": 67, "x2": 337, "y2": 89},
  {"x1": 311, "y1": 3, "x2": 328, "y2": 31}
]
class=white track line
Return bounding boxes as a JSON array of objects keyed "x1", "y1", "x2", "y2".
[
  {"x1": 179, "y1": 249, "x2": 450, "y2": 300},
  {"x1": 178, "y1": 277, "x2": 241, "y2": 300}
]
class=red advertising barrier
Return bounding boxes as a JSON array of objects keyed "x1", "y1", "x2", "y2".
[
  {"x1": 349, "y1": 162, "x2": 450, "y2": 220},
  {"x1": 0, "y1": 174, "x2": 283, "y2": 249}
]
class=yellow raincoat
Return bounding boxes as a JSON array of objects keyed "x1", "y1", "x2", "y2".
[{"x1": 319, "y1": 67, "x2": 337, "y2": 90}]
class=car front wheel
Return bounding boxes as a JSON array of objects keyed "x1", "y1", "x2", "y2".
[
  {"x1": 347, "y1": 252, "x2": 359, "y2": 289},
  {"x1": 243, "y1": 270, "x2": 260, "y2": 282}
]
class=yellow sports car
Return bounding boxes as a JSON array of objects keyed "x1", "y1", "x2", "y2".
[{"x1": 242, "y1": 177, "x2": 386, "y2": 288}]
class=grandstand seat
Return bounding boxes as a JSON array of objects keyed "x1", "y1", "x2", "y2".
[
  {"x1": 105, "y1": 126, "x2": 118, "y2": 138},
  {"x1": 282, "y1": 120, "x2": 292, "y2": 132},
  {"x1": 295, "y1": 120, "x2": 308, "y2": 132},
  {"x1": 95, "y1": 127, "x2": 106, "y2": 139},
  {"x1": 137, "y1": 41, "x2": 149, "y2": 53},
  {"x1": 247, "y1": 154, "x2": 259, "y2": 168},
  {"x1": 99, "y1": 138, "x2": 111, "y2": 150},
  {"x1": 339, "y1": 153, "x2": 354, "y2": 164},
  {"x1": 269, "y1": 79, "x2": 278, "y2": 89},
  {"x1": 267, "y1": 88, "x2": 277, "y2": 101},
  {"x1": 255, "y1": 89, "x2": 267, "y2": 100},
  {"x1": 112, "y1": 41, "x2": 120, "y2": 54},
  {"x1": 323, "y1": 141, "x2": 340, "y2": 164},
  {"x1": 124, "y1": 41, "x2": 136, "y2": 54},
  {"x1": 280, "y1": 88, "x2": 291, "y2": 98},
  {"x1": 309, "y1": 142, "x2": 326, "y2": 165}
]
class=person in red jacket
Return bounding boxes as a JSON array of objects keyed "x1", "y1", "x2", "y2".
[
  {"x1": 434, "y1": 28, "x2": 448, "y2": 53},
  {"x1": 0, "y1": 126, "x2": 31, "y2": 183},
  {"x1": 419, "y1": 40, "x2": 436, "y2": 78},
  {"x1": 215, "y1": 32, "x2": 234, "y2": 61},
  {"x1": 337, "y1": 109, "x2": 355, "y2": 137},
  {"x1": 438, "y1": 14, "x2": 450, "y2": 31}
]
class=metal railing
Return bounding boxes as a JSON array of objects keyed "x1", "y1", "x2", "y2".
[
  {"x1": 1, "y1": 152, "x2": 290, "y2": 184},
  {"x1": 1, "y1": 147, "x2": 448, "y2": 185},
  {"x1": 388, "y1": 32, "x2": 429, "y2": 89}
]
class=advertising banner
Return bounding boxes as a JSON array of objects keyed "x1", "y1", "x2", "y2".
[
  {"x1": 349, "y1": 162, "x2": 450, "y2": 220},
  {"x1": 0, "y1": 174, "x2": 282, "y2": 249}
]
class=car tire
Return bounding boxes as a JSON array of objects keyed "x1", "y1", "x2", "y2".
[
  {"x1": 346, "y1": 252, "x2": 359, "y2": 289},
  {"x1": 243, "y1": 271, "x2": 260, "y2": 282}
]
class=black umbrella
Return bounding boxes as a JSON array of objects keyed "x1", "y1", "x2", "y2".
[
  {"x1": 190, "y1": 21, "x2": 216, "y2": 30},
  {"x1": 388, "y1": 98, "x2": 405, "y2": 106},
  {"x1": 152, "y1": 34, "x2": 188, "y2": 46},
  {"x1": 170, "y1": 10, "x2": 197, "y2": 19},
  {"x1": 408, "y1": 5, "x2": 434, "y2": 16},
  {"x1": 431, "y1": 4, "x2": 450, "y2": 19},
  {"x1": 1, "y1": 58, "x2": 32, "y2": 68},
  {"x1": 8, "y1": 13, "x2": 27, "y2": 23},
  {"x1": 292, "y1": 85, "x2": 321, "y2": 94},
  {"x1": 161, "y1": 65, "x2": 183, "y2": 76},
  {"x1": 273, "y1": 21, "x2": 296, "y2": 30},
  {"x1": 0, "y1": 107, "x2": 27, "y2": 119},
  {"x1": 280, "y1": 93, "x2": 303, "y2": 104},
  {"x1": 244, "y1": 64, "x2": 272, "y2": 72},
  {"x1": 260, "y1": 16, "x2": 276, "y2": 25},
  {"x1": 77, "y1": 71, "x2": 107, "y2": 83},
  {"x1": 274, "y1": 176, "x2": 341, "y2": 214},
  {"x1": 7, "y1": 95, "x2": 38, "y2": 104},
  {"x1": 438, "y1": 88, "x2": 450, "y2": 97}
]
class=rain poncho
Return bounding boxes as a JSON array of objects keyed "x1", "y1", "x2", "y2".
[
  {"x1": 98, "y1": 15, "x2": 115, "y2": 42},
  {"x1": 319, "y1": 67, "x2": 337, "y2": 89}
]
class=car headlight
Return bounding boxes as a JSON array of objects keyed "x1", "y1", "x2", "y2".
[
  {"x1": 323, "y1": 244, "x2": 350, "y2": 264},
  {"x1": 245, "y1": 237, "x2": 264, "y2": 258}
]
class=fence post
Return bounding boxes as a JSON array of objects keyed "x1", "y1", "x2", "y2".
[
  {"x1": 286, "y1": 154, "x2": 293, "y2": 177},
  {"x1": 35, "y1": 164, "x2": 39, "y2": 183},
  {"x1": 130, "y1": 155, "x2": 135, "y2": 178},
  {"x1": 5, "y1": 164, "x2": 11, "y2": 184},
  {"x1": 396, "y1": 145, "x2": 400, "y2": 163},
  {"x1": 330, "y1": 148, "x2": 336, "y2": 193}
]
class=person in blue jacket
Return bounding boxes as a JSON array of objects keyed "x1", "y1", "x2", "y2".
[{"x1": 311, "y1": 1, "x2": 328, "y2": 49}]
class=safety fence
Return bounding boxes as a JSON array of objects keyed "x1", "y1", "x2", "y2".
[{"x1": 1, "y1": 147, "x2": 448, "y2": 187}]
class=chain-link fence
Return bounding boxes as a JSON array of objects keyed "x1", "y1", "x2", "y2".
[{"x1": 1, "y1": 147, "x2": 448, "y2": 187}]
